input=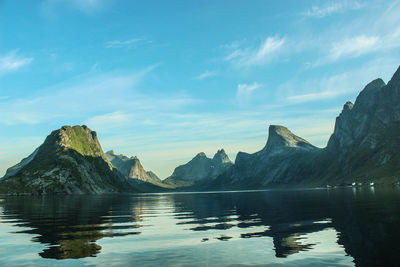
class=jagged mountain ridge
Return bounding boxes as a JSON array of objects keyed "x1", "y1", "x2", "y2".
[
  {"x1": 211, "y1": 65, "x2": 400, "y2": 189},
  {"x1": 2, "y1": 66, "x2": 400, "y2": 193},
  {"x1": 211, "y1": 125, "x2": 320, "y2": 189},
  {"x1": 164, "y1": 149, "x2": 233, "y2": 187},
  {"x1": 0, "y1": 125, "x2": 138, "y2": 194},
  {"x1": 105, "y1": 150, "x2": 162, "y2": 184},
  {"x1": 310, "y1": 67, "x2": 400, "y2": 185}
]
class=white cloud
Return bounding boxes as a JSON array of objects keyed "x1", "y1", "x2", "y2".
[
  {"x1": 0, "y1": 64, "x2": 163, "y2": 125},
  {"x1": 283, "y1": 72, "x2": 356, "y2": 104},
  {"x1": 105, "y1": 38, "x2": 152, "y2": 48},
  {"x1": 195, "y1": 70, "x2": 217, "y2": 80},
  {"x1": 304, "y1": 1, "x2": 363, "y2": 18},
  {"x1": 287, "y1": 90, "x2": 343, "y2": 103},
  {"x1": 0, "y1": 51, "x2": 33, "y2": 75},
  {"x1": 283, "y1": 57, "x2": 399, "y2": 104},
  {"x1": 85, "y1": 111, "x2": 132, "y2": 130},
  {"x1": 305, "y1": 1, "x2": 400, "y2": 66},
  {"x1": 225, "y1": 36, "x2": 286, "y2": 67},
  {"x1": 313, "y1": 30, "x2": 400, "y2": 66},
  {"x1": 236, "y1": 82, "x2": 262, "y2": 104},
  {"x1": 329, "y1": 35, "x2": 379, "y2": 61}
]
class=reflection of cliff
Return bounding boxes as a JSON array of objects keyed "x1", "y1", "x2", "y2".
[
  {"x1": 170, "y1": 189, "x2": 400, "y2": 264},
  {"x1": 170, "y1": 191, "x2": 332, "y2": 257},
  {"x1": 330, "y1": 189, "x2": 400, "y2": 267},
  {"x1": 0, "y1": 195, "x2": 146, "y2": 259}
]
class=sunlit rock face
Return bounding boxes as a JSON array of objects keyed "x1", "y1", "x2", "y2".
[
  {"x1": 105, "y1": 150, "x2": 161, "y2": 184},
  {"x1": 0, "y1": 125, "x2": 137, "y2": 195}
]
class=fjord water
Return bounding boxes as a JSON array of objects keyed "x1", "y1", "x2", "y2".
[{"x1": 0, "y1": 188, "x2": 399, "y2": 267}]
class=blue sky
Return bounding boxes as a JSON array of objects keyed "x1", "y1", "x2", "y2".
[{"x1": 1, "y1": 0, "x2": 400, "y2": 178}]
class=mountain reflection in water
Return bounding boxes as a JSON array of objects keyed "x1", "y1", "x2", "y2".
[{"x1": 0, "y1": 188, "x2": 400, "y2": 266}]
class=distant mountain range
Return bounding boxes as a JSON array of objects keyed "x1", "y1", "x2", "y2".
[
  {"x1": 163, "y1": 149, "x2": 233, "y2": 187},
  {"x1": 105, "y1": 150, "x2": 161, "y2": 184},
  {"x1": 1, "y1": 65, "x2": 400, "y2": 194}
]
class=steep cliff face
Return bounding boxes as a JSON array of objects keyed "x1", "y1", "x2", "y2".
[
  {"x1": 0, "y1": 126, "x2": 137, "y2": 195},
  {"x1": 212, "y1": 126, "x2": 320, "y2": 189},
  {"x1": 105, "y1": 150, "x2": 162, "y2": 185},
  {"x1": 213, "y1": 66, "x2": 400, "y2": 188},
  {"x1": 327, "y1": 78, "x2": 386, "y2": 151},
  {"x1": 314, "y1": 67, "x2": 400, "y2": 184},
  {"x1": 163, "y1": 149, "x2": 233, "y2": 187}
]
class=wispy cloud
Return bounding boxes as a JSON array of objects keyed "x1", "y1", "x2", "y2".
[
  {"x1": 283, "y1": 57, "x2": 399, "y2": 104},
  {"x1": 313, "y1": 31, "x2": 400, "y2": 66},
  {"x1": 236, "y1": 82, "x2": 262, "y2": 104},
  {"x1": 224, "y1": 36, "x2": 286, "y2": 67},
  {"x1": 85, "y1": 111, "x2": 132, "y2": 129},
  {"x1": 0, "y1": 51, "x2": 33, "y2": 75},
  {"x1": 287, "y1": 90, "x2": 343, "y2": 103},
  {"x1": 330, "y1": 35, "x2": 379, "y2": 60},
  {"x1": 195, "y1": 70, "x2": 217, "y2": 80},
  {"x1": 105, "y1": 38, "x2": 152, "y2": 49},
  {"x1": 0, "y1": 64, "x2": 162, "y2": 125},
  {"x1": 303, "y1": 1, "x2": 363, "y2": 18}
]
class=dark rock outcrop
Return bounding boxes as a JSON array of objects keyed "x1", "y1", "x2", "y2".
[
  {"x1": 211, "y1": 65, "x2": 400, "y2": 188},
  {"x1": 211, "y1": 126, "x2": 320, "y2": 189}
]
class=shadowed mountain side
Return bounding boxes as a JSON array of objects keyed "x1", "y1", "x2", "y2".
[
  {"x1": 163, "y1": 149, "x2": 233, "y2": 187},
  {"x1": 208, "y1": 126, "x2": 320, "y2": 190},
  {"x1": 209, "y1": 65, "x2": 400, "y2": 189},
  {"x1": 305, "y1": 68, "x2": 400, "y2": 185}
]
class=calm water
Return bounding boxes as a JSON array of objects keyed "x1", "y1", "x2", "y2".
[{"x1": 1, "y1": 188, "x2": 400, "y2": 267}]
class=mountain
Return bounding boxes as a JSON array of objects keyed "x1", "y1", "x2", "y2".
[
  {"x1": 211, "y1": 126, "x2": 320, "y2": 189},
  {"x1": 105, "y1": 150, "x2": 162, "y2": 184},
  {"x1": 311, "y1": 66, "x2": 400, "y2": 185},
  {"x1": 211, "y1": 65, "x2": 400, "y2": 189},
  {"x1": 0, "y1": 125, "x2": 138, "y2": 195},
  {"x1": 163, "y1": 149, "x2": 233, "y2": 187},
  {"x1": 146, "y1": 171, "x2": 161, "y2": 183}
]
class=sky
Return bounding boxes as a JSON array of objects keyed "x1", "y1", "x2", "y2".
[{"x1": 1, "y1": 0, "x2": 400, "y2": 179}]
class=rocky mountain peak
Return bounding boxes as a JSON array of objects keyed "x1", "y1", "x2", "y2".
[
  {"x1": 343, "y1": 101, "x2": 354, "y2": 112},
  {"x1": 352, "y1": 78, "x2": 386, "y2": 111},
  {"x1": 50, "y1": 125, "x2": 104, "y2": 158},
  {"x1": 195, "y1": 152, "x2": 207, "y2": 158},
  {"x1": 212, "y1": 149, "x2": 232, "y2": 164},
  {"x1": 104, "y1": 151, "x2": 162, "y2": 185},
  {"x1": 0, "y1": 125, "x2": 136, "y2": 194},
  {"x1": 387, "y1": 65, "x2": 400, "y2": 88},
  {"x1": 264, "y1": 125, "x2": 316, "y2": 152}
]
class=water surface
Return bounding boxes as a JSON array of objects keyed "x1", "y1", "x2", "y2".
[{"x1": 1, "y1": 187, "x2": 399, "y2": 266}]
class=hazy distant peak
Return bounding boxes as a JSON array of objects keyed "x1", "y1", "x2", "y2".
[
  {"x1": 106, "y1": 150, "x2": 115, "y2": 155},
  {"x1": 213, "y1": 149, "x2": 232, "y2": 164},
  {"x1": 195, "y1": 152, "x2": 207, "y2": 158}
]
